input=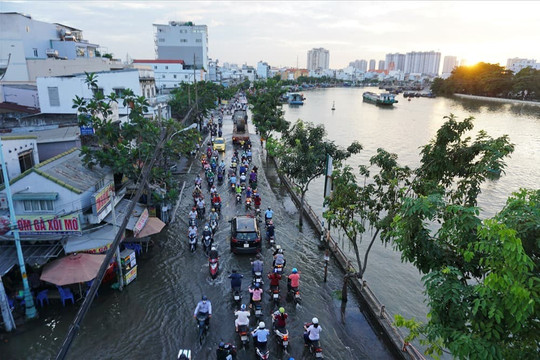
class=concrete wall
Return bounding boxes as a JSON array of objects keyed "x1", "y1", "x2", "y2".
[
  {"x1": 26, "y1": 58, "x2": 114, "y2": 82},
  {"x1": 0, "y1": 137, "x2": 40, "y2": 180},
  {"x1": 1, "y1": 85, "x2": 39, "y2": 108}
]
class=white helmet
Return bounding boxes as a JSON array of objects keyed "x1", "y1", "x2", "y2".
[
  {"x1": 211, "y1": 246, "x2": 216, "y2": 251},
  {"x1": 259, "y1": 321, "x2": 265, "y2": 329},
  {"x1": 312, "y1": 317, "x2": 319, "y2": 324}
]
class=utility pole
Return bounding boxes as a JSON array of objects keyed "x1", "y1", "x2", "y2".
[
  {"x1": 111, "y1": 193, "x2": 123, "y2": 291},
  {"x1": 194, "y1": 53, "x2": 200, "y2": 131},
  {"x1": 0, "y1": 139, "x2": 37, "y2": 319}
]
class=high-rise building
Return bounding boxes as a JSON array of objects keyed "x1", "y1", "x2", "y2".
[
  {"x1": 153, "y1": 21, "x2": 208, "y2": 69},
  {"x1": 385, "y1": 53, "x2": 405, "y2": 72},
  {"x1": 403, "y1": 51, "x2": 441, "y2": 76},
  {"x1": 378, "y1": 60, "x2": 385, "y2": 71},
  {"x1": 369, "y1": 59, "x2": 376, "y2": 71},
  {"x1": 307, "y1": 48, "x2": 330, "y2": 71},
  {"x1": 442, "y1": 56, "x2": 458, "y2": 74}
]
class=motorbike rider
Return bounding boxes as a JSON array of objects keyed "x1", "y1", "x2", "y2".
[
  {"x1": 193, "y1": 295, "x2": 212, "y2": 326},
  {"x1": 267, "y1": 269, "x2": 282, "y2": 288},
  {"x1": 234, "y1": 304, "x2": 250, "y2": 332},
  {"x1": 229, "y1": 269, "x2": 243, "y2": 292},
  {"x1": 246, "y1": 186, "x2": 252, "y2": 199},
  {"x1": 188, "y1": 224, "x2": 198, "y2": 239},
  {"x1": 216, "y1": 342, "x2": 236, "y2": 360},
  {"x1": 195, "y1": 174, "x2": 202, "y2": 186},
  {"x1": 272, "y1": 307, "x2": 288, "y2": 331},
  {"x1": 188, "y1": 207, "x2": 198, "y2": 223},
  {"x1": 209, "y1": 208, "x2": 219, "y2": 223},
  {"x1": 251, "y1": 322, "x2": 270, "y2": 349},
  {"x1": 218, "y1": 160, "x2": 226, "y2": 173},
  {"x1": 239, "y1": 163, "x2": 247, "y2": 175},
  {"x1": 212, "y1": 192, "x2": 222, "y2": 211},
  {"x1": 251, "y1": 253, "x2": 264, "y2": 275},
  {"x1": 304, "y1": 317, "x2": 322, "y2": 346},
  {"x1": 287, "y1": 268, "x2": 300, "y2": 292},
  {"x1": 229, "y1": 174, "x2": 237, "y2": 187},
  {"x1": 249, "y1": 169, "x2": 257, "y2": 184},
  {"x1": 202, "y1": 225, "x2": 213, "y2": 240},
  {"x1": 253, "y1": 191, "x2": 262, "y2": 209},
  {"x1": 265, "y1": 207, "x2": 274, "y2": 223},
  {"x1": 248, "y1": 282, "x2": 263, "y2": 307},
  {"x1": 206, "y1": 169, "x2": 215, "y2": 184},
  {"x1": 210, "y1": 184, "x2": 217, "y2": 195},
  {"x1": 273, "y1": 248, "x2": 286, "y2": 269},
  {"x1": 235, "y1": 181, "x2": 242, "y2": 196},
  {"x1": 208, "y1": 246, "x2": 219, "y2": 261},
  {"x1": 196, "y1": 197, "x2": 205, "y2": 217},
  {"x1": 246, "y1": 148, "x2": 253, "y2": 160}
]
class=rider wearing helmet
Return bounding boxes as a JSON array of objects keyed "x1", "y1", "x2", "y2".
[
  {"x1": 209, "y1": 246, "x2": 218, "y2": 260},
  {"x1": 251, "y1": 321, "x2": 270, "y2": 348},
  {"x1": 267, "y1": 269, "x2": 282, "y2": 287},
  {"x1": 229, "y1": 269, "x2": 243, "y2": 292},
  {"x1": 272, "y1": 307, "x2": 288, "y2": 331},
  {"x1": 234, "y1": 303, "x2": 250, "y2": 332},
  {"x1": 193, "y1": 295, "x2": 212, "y2": 326},
  {"x1": 304, "y1": 317, "x2": 322, "y2": 345},
  {"x1": 249, "y1": 282, "x2": 263, "y2": 306},
  {"x1": 202, "y1": 225, "x2": 212, "y2": 239},
  {"x1": 265, "y1": 207, "x2": 273, "y2": 222},
  {"x1": 216, "y1": 342, "x2": 236, "y2": 360},
  {"x1": 288, "y1": 268, "x2": 300, "y2": 292},
  {"x1": 209, "y1": 207, "x2": 219, "y2": 222},
  {"x1": 266, "y1": 220, "x2": 275, "y2": 238}
]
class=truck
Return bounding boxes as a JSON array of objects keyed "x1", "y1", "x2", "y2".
[{"x1": 232, "y1": 110, "x2": 249, "y2": 146}]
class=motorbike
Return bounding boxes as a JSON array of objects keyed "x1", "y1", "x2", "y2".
[
  {"x1": 202, "y1": 234, "x2": 213, "y2": 255},
  {"x1": 273, "y1": 263, "x2": 284, "y2": 275},
  {"x1": 252, "y1": 271, "x2": 263, "y2": 286},
  {"x1": 197, "y1": 206, "x2": 205, "y2": 220},
  {"x1": 230, "y1": 182, "x2": 236, "y2": 192},
  {"x1": 237, "y1": 324, "x2": 250, "y2": 347},
  {"x1": 245, "y1": 197, "x2": 252, "y2": 210},
  {"x1": 189, "y1": 217, "x2": 197, "y2": 227},
  {"x1": 212, "y1": 201, "x2": 221, "y2": 214},
  {"x1": 266, "y1": 230, "x2": 275, "y2": 245},
  {"x1": 209, "y1": 257, "x2": 219, "y2": 279},
  {"x1": 235, "y1": 193, "x2": 242, "y2": 205},
  {"x1": 207, "y1": 176, "x2": 214, "y2": 188},
  {"x1": 306, "y1": 338, "x2": 324, "y2": 358},
  {"x1": 217, "y1": 171, "x2": 224, "y2": 185},
  {"x1": 232, "y1": 288, "x2": 242, "y2": 304},
  {"x1": 197, "y1": 313, "x2": 209, "y2": 344},
  {"x1": 289, "y1": 286, "x2": 302, "y2": 305},
  {"x1": 270, "y1": 285, "x2": 280, "y2": 306},
  {"x1": 252, "y1": 301, "x2": 263, "y2": 319},
  {"x1": 189, "y1": 234, "x2": 197, "y2": 252},
  {"x1": 255, "y1": 208, "x2": 261, "y2": 222},
  {"x1": 209, "y1": 218, "x2": 218, "y2": 234},
  {"x1": 254, "y1": 341, "x2": 269, "y2": 360},
  {"x1": 273, "y1": 325, "x2": 289, "y2": 351},
  {"x1": 230, "y1": 162, "x2": 237, "y2": 174}
]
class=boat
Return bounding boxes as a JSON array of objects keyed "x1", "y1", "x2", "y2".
[
  {"x1": 362, "y1": 92, "x2": 398, "y2": 106},
  {"x1": 287, "y1": 93, "x2": 304, "y2": 105}
]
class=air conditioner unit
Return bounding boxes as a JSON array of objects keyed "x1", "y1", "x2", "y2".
[
  {"x1": 46, "y1": 49, "x2": 59, "y2": 58},
  {"x1": 0, "y1": 194, "x2": 8, "y2": 210}
]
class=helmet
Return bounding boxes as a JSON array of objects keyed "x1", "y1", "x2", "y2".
[
  {"x1": 256, "y1": 253, "x2": 262, "y2": 260},
  {"x1": 205, "y1": 226, "x2": 209, "y2": 230},
  {"x1": 241, "y1": 304, "x2": 246, "y2": 310},
  {"x1": 219, "y1": 341, "x2": 225, "y2": 348},
  {"x1": 292, "y1": 268, "x2": 298, "y2": 274},
  {"x1": 279, "y1": 307, "x2": 285, "y2": 314},
  {"x1": 312, "y1": 317, "x2": 319, "y2": 324},
  {"x1": 202, "y1": 295, "x2": 207, "y2": 301},
  {"x1": 259, "y1": 321, "x2": 265, "y2": 329},
  {"x1": 278, "y1": 249, "x2": 283, "y2": 254},
  {"x1": 211, "y1": 208, "x2": 216, "y2": 212},
  {"x1": 268, "y1": 207, "x2": 271, "y2": 210},
  {"x1": 232, "y1": 269, "x2": 237, "y2": 273},
  {"x1": 192, "y1": 207, "x2": 196, "y2": 211},
  {"x1": 211, "y1": 246, "x2": 216, "y2": 251},
  {"x1": 224, "y1": 343, "x2": 231, "y2": 350},
  {"x1": 275, "y1": 244, "x2": 281, "y2": 249},
  {"x1": 254, "y1": 282, "x2": 260, "y2": 288}
]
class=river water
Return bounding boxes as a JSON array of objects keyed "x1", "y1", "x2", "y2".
[
  {"x1": 2, "y1": 108, "x2": 397, "y2": 359},
  {"x1": 284, "y1": 87, "x2": 540, "y2": 326}
]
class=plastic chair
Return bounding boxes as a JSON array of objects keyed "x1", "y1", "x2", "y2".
[
  {"x1": 85, "y1": 280, "x2": 98, "y2": 298},
  {"x1": 56, "y1": 286, "x2": 74, "y2": 306},
  {"x1": 36, "y1": 289, "x2": 49, "y2": 307},
  {"x1": 124, "y1": 242, "x2": 142, "y2": 256}
]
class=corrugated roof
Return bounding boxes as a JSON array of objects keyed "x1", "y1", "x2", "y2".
[{"x1": 0, "y1": 242, "x2": 63, "y2": 276}]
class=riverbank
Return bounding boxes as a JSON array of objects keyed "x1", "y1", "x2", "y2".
[{"x1": 454, "y1": 93, "x2": 540, "y2": 106}]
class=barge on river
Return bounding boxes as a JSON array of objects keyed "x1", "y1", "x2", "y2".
[
  {"x1": 363, "y1": 91, "x2": 398, "y2": 106},
  {"x1": 287, "y1": 92, "x2": 305, "y2": 105}
]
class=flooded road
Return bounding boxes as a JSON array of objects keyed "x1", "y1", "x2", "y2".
[{"x1": 2, "y1": 111, "x2": 395, "y2": 360}]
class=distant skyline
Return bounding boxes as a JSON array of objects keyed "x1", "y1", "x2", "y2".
[{"x1": 2, "y1": 1, "x2": 540, "y2": 69}]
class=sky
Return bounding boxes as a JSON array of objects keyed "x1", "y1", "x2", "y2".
[{"x1": 2, "y1": 0, "x2": 540, "y2": 69}]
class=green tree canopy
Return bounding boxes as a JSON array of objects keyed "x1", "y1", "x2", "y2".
[{"x1": 248, "y1": 78, "x2": 289, "y2": 141}]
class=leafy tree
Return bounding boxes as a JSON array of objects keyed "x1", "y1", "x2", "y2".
[
  {"x1": 73, "y1": 73, "x2": 196, "y2": 207},
  {"x1": 277, "y1": 120, "x2": 361, "y2": 231},
  {"x1": 387, "y1": 114, "x2": 540, "y2": 359},
  {"x1": 512, "y1": 67, "x2": 540, "y2": 100},
  {"x1": 248, "y1": 78, "x2": 289, "y2": 143},
  {"x1": 324, "y1": 149, "x2": 411, "y2": 285}
]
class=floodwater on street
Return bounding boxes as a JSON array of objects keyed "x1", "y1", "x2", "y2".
[{"x1": 1, "y1": 109, "x2": 396, "y2": 360}]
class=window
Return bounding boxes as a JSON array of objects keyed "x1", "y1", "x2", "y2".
[
  {"x1": 196, "y1": 39, "x2": 202, "y2": 43},
  {"x1": 180, "y1": 39, "x2": 187, "y2": 43},
  {"x1": 162, "y1": 75, "x2": 165, "y2": 78},
  {"x1": 95, "y1": 179, "x2": 105, "y2": 191},
  {"x1": 173, "y1": 75, "x2": 177, "y2": 79},
  {"x1": 19, "y1": 150, "x2": 35, "y2": 173},
  {"x1": 33, "y1": 48, "x2": 38, "y2": 57},
  {"x1": 47, "y1": 87, "x2": 60, "y2": 107},
  {"x1": 23, "y1": 200, "x2": 54, "y2": 212},
  {"x1": 113, "y1": 88, "x2": 125, "y2": 97},
  {"x1": 76, "y1": 47, "x2": 86, "y2": 57},
  {"x1": 165, "y1": 66, "x2": 168, "y2": 69},
  {"x1": 92, "y1": 87, "x2": 104, "y2": 97},
  {"x1": 158, "y1": 38, "x2": 165, "y2": 42}
]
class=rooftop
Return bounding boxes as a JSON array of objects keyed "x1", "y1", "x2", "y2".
[{"x1": 133, "y1": 59, "x2": 185, "y2": 65}]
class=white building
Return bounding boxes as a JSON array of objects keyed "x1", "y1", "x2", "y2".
[
  {"x1": 369, "y1": 59, "x2": 376, "y2": 71},
  {"x1": 349, "y1": 59, "x2": 367, "y2": 72},
  {"x1": 0, "y1": 135, "x2": 40, "y2": 183},
  {"x1": 442, "y1": 56, "x2": 458, "y2": 74},
  {"x1": 404, "y1": 51, "x2": 441, "y2": 76},
  {"x1": 378, "y1": 60, "x2": 385, "y2": 71},
  {"x1": 153, "y1": 21, "x2": 208, "y2": 70},
  {"x1": 385, "y1": 53, "x2": 405, "y2": 72},
  {"x1": 506, "y1": 58, "x2": 540, "y2": 73},
  {"x1": 307, "y1": 48, "x2": 330, "y2": 71},
  {"x1": 132, "y1": 59, "x2": 203, "y2": 89},
  {"x1": 241, "y1": 65, "x2": 256, "y2": 82},
  {"x1": 0, "y1": 13, "x2": 116, "y2": 84},
  {"x1": 256, "y1": 61, "x2": 270, "y2": 79}
]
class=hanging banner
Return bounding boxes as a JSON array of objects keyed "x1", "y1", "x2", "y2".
[
  {"x1": 133, "y1": 208, "x2": 149, "y2": 236},
  {"x1": 93, "y1": 182, "x2": 114, "y2": 215}
]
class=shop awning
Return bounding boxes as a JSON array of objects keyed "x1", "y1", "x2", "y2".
[
  {"x1": 103, "y1": 199, "x2": 146, "y2": 231},
  {"x1": 0, "y1": 242, "x2": 63, "y2": 276},
  {"x1": 12, "y1": 192, "x2": 59, "y2": 201},
  {"x1": 136, "y1": 217, "x2": 166, "y2": 238},
  {"x1": 63, "y1": 225, "x2": 120, "y2": 254}
]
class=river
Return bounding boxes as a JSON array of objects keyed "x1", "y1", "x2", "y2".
[{"x1": 284, "y1": 87, "x2": 540, "y2": 326}]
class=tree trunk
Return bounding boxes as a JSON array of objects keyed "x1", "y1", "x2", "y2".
[
  {"x1": 341, "y1": 274, "x2": 349, "y2": 302},
  {"x1": 361, "y1": 228, "x2": 380, "y2": 278},
  {"x1": 352, "y1": 240, "x2": 363, "y2": 279},
  {"x1": 299, "y1": 190, "x2": 306, "y2": 232}
]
